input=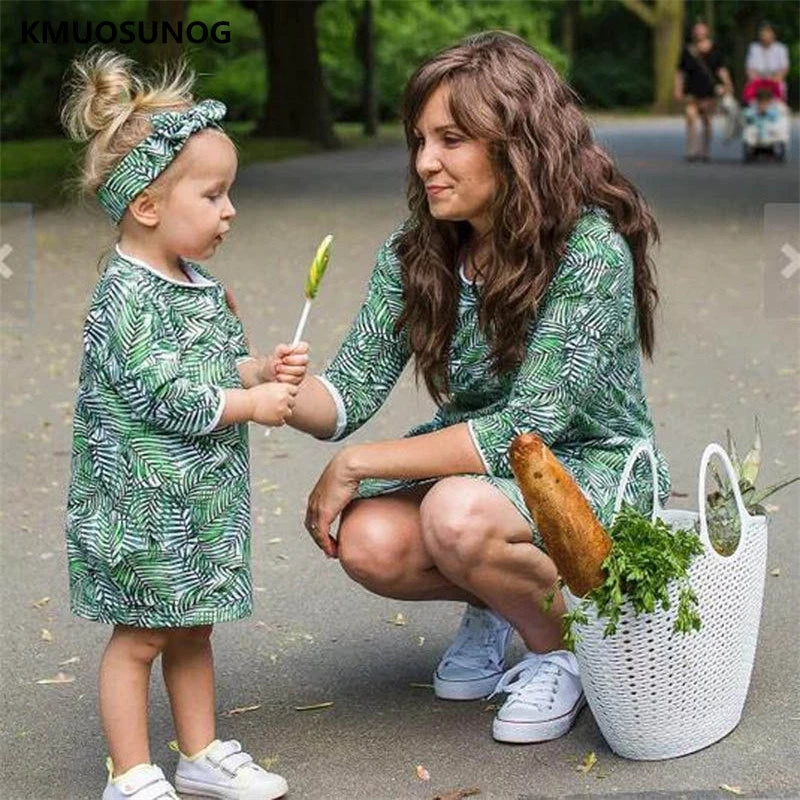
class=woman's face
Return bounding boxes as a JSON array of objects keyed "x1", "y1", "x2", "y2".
[{"x1": 413, "y1": 84, "x2": 498, "y2": 235}]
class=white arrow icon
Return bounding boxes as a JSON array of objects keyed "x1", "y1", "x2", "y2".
[
  {"x1": 781, "y1": 243, "x2": 800, "y2": 279},
  {"x1": 0, "y1": 243, "x2": 13, "y2": 279}
]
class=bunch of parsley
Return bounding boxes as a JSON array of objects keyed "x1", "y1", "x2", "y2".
[{"x1": 562, "y1": 505, "x2": 704, "y2": 650}]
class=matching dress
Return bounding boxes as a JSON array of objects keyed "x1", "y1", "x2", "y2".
[
  {"x1": 67, "y1": 207, "x2": 670, "y2": 627},
  {"x1": 66, "y1": 247, "x2": 252, "y2": 628},
  {"x1": 320, "y1": 208, "x2": 670, "y2": 544}
]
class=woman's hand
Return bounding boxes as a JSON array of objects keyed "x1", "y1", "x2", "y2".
[
  {"x1": 261, "y1": 342, "x2": 310, "y2": 385},
  {"x1": 304, "y1": 448, "x2": 361, "y2": 558}
]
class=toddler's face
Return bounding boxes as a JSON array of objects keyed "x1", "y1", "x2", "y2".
[{"x1": 157, "y1": 130, "x2": 237, "y2": 262}]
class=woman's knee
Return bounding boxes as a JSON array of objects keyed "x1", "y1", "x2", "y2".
[
  {"x1": 338, "y1": 500, "x2": 418, "y2": 592},
  {"x1": 419, "y1": 479, "x2": 498, "y2": 565}
]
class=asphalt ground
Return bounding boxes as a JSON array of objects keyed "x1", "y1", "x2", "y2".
[{"x1": 1, "y1": 115, "x2": 798, "y2": 800}]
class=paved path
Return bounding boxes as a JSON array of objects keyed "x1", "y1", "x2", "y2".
[{"x1": 1, "y1": 116, "x2": 798, "y2": 800}]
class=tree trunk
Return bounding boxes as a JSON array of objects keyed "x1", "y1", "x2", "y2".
[
  {"x1": 652, "y1": 0, "x2": 685, "y2": 112},
  {"x1": 561, "y1": 0, "x2": 577, "y2": 68},
  {"x1": 355, "y1": 0, "x2": 379, "y2": 137},
  {"x1": 145, "y1": 0, "x2": 188, "y2": 67},
  {"x1": 621, "y1": 0, "x2": 685, "y2": 113},
  {"x1": 242, "y1": 0, "x2": 338, "y2": 148},
  {"x1": 704, "y1": 0, "x2": 715, "y2": 34}
]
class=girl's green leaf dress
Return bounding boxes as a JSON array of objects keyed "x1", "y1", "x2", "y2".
[
  {"x1": 66, "y1": 248, "x2": 253, "y2": 628},
  {"x1": 319, "y1": 208, "x2": 671, "y2": 546}
]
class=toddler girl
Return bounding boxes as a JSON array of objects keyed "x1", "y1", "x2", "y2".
[{"x1": 62, "y1": 49, "x2": 306, "y2": 799}]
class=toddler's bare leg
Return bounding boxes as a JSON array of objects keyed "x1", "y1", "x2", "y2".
[
  {"x1": 99, "y1": 625, "x2": 168, "y2": 775},
  {"x1": 162, "y1": 625, "x2": 216, "y2": 756}
]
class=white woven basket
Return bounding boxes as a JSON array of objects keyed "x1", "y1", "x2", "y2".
[{"x1": 563, "y1": 442, "x2": 768, "y2": 760}]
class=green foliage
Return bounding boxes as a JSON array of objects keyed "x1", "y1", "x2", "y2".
[
  {"x1": 1, "y1": 0, "x2": 148, "y2": 139},
  {"x1": 566, "y1": 0, "x2": 653, "y2": 108},
  {"x1": 185, "y1": 0, "x2": 265, "y2": 120},
  {"x1": 570, "y1": 49, "x2": 653, "y2": 108},
  {"x1": 563, "y1": 505, "x2": 704, "y2": 650},
  {"x1": 318, "y1": 0, "x2": 563, "y2": 121}
]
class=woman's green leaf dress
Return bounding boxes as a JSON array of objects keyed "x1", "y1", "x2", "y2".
[{"x1": 319, "y1": 208, "x2": 671, "y2": 546}]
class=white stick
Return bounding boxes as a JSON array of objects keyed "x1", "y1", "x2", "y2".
[
  {"x1": 265, "y1": 298, "x2": 312, "y2": 438},
  {"x1": 292, "y1": 298, "x2": 313, "y2": 346}
]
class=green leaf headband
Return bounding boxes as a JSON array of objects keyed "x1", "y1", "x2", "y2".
[{"x1": 96, "y1": 98, "x2": 227, "y2": 225}]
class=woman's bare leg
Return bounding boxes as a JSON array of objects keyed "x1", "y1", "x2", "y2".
[
  {"x1": 419, "y1": 478, "x2": 564, "y2": 653},
  {"x1": 336, "y1": 479, "x2": 564, "y2": 653},
  {"x1": 685, "y1": 100, "x2": 700, "y2": 157},
  {"x1": 338, "y1": 487, "x2": 480, "y2": 603},
  {"x1": 698, "y1": 98, "x2": 714, "y2": 157}
]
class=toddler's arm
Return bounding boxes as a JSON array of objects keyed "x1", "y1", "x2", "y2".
[{"x1": 217, "y1": 382, "x2": 298, "y2": 428}]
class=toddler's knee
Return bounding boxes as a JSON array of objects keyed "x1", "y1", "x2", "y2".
[
  {"x1": 166, "y1": 625, "x2": 213, "y2": 649},
  {"x1": 113, "y1": 625, "x2": 170, "y2": 662}
]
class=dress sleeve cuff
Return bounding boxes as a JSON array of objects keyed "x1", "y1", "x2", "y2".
[
  {"x1": 315, "y1": 374, "x2": 348, "y2": 440},
  {"x1": 467, "y1": 419, "x2": 494, "y2": 475},
  {"x1": 197, "y1": 387, "x2": 226, "y2": 436}
]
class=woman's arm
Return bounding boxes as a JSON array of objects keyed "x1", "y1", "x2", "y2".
[
  {"x1": 716, "y1": 66, "x2": 734, "y2": 94},
  {"x1": 342, "y1": 422, "x2": 484, "y2": 481},
  {"x1": 304, "y1": 423, "x2": 484, "y2": 557},
  {"x1": 286, "y1": 375, "x2": 339, "y2": 439}
]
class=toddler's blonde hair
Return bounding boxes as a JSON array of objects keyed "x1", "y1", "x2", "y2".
[{"x1": 60, "y1": 48, "x2": 196, "y2": 197}]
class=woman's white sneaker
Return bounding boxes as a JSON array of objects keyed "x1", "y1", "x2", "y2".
[
  {"x1": 491, "y1": 650, "x2": 585, "y2": 743},
  {"x1": 174, "y1": 739, "x2": 288, "y2": 800},
  {"x1": 102, "y1": 761, "x2": 179, "y2": 799},
  {"x1": 434, "y1": 605, "x2": 513, "y2": 700}
]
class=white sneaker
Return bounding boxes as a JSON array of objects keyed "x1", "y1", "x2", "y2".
[
  {"x1": 102, "y1": 761, "x2": 179, "y2": 799},
  {"x1": 491, "y1": 650, "x2": 585, "y2": 743},
  {"x1": 434, "y1": 605, "x2": 513, "y2": 700},
  {"x1": 174, "y1": 739, "x2": 288, "y2": 800}
]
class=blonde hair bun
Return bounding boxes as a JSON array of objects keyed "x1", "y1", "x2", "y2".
[{"x1": 60, "y1": 47, "x2": 196, "y2": 195}]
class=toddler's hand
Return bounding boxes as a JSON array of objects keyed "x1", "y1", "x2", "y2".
[
  {"x1": 264, "y1": 341, "x2": 310, "y2": 386},
  {"x1": 249, "y1": 382, "x2": 298, "y2": 427}
]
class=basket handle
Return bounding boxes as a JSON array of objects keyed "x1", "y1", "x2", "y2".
[
  {"x1": 697, "y1": 442, "x2": 753, "y2": 553},
  {"x1": 613, "y1": 441, "x2": 661, "y2": 521}
]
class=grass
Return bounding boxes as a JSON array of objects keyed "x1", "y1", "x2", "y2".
[{"x1": 0, "y1": 121, "x2": 405, "y2": 209}]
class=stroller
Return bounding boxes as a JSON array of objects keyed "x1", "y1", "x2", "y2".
[{"x1": 740, "y1": 78, "x2": 790, "y2": 162}]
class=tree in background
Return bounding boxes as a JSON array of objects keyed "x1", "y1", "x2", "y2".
[
  {"x1": 355, "y1": 0, "x2": 378, "y2": 137},
  {"x1": 241, "y1": 0, "x2": 338, "y2": 148},
  {"x1": 144, "y1": 0, "x2": 187, "y2": 66},
  {"x1": 619, "y1": 0, "x2": 685, "y2": 112}
]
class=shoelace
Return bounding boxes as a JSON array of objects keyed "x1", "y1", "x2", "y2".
[
  {"x1": 440, "y1": 607, "x2": 506, "y2": 672},
  {"x1": 490, "y1": 652, "x2": 579, "y2": 710}
]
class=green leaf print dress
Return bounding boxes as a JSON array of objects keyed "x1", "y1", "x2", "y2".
[
  {"x1": 66, "y1": 247, "x2": 253, "y2": 628},
  {"x1": 319, "y1": 208, "x2": 670, "y2": 547}
]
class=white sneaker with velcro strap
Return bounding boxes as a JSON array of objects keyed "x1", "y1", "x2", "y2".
[
  {"x1": 102, "y1": 761, "x2": 179, "y2": 800},
  {"x1": 174, "y1": 739, "x2": 288, "y2": 800}
]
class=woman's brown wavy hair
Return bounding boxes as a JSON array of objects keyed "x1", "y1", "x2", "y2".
[{"x1": 396, "y1": 31, "x2": 660, "y2": 405}]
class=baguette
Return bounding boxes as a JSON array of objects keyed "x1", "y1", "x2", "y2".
[{"x1": 510, "y1": 432, "x2": 612, "y2": 597}]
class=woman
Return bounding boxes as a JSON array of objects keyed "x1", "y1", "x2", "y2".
[
  {"x1": 674, "y1": 21, "x2": 733, "y2": 162},
  {"x1": 284, "y1": 31, "x2": 670, "y2": 744},
  {"x1": 745, "y1": 21, "x2": 789, "y2": 102}
]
